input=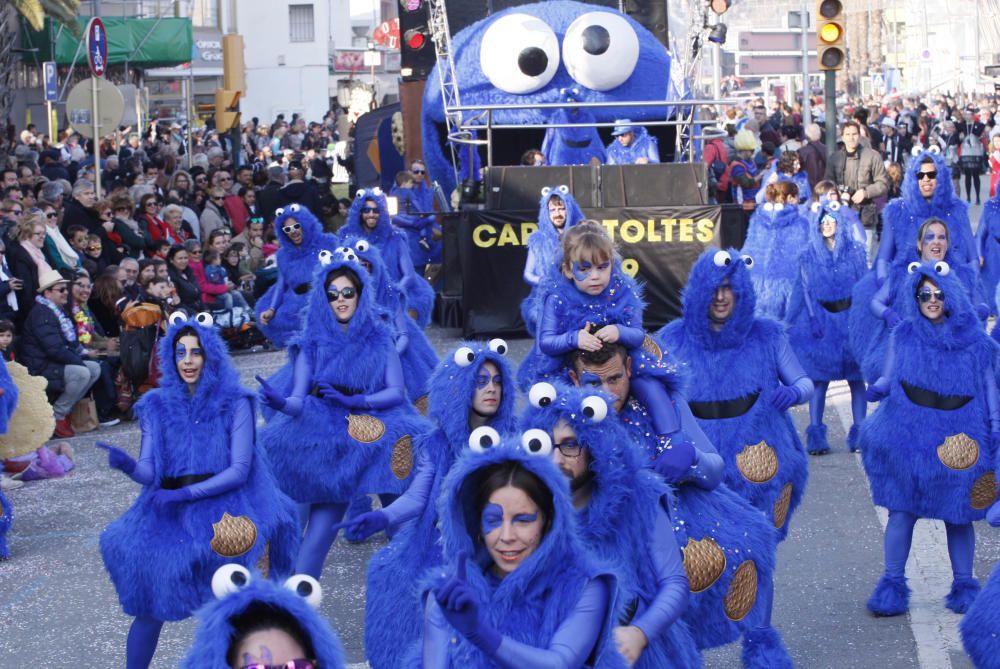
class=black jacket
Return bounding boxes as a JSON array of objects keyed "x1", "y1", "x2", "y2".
[
  {"x1": 168, "y1": 264, "x2": 203, "y2": 313},
  {"x1": 62, "y1": 197, "x2": 123, "y2": 266},
  {"x1": 19, "y1": 299, "x2": 84, "y2": 393},
  {"x1": 275, "y1": 180, "x2": 322, "y2": 218},
  {"x1": 256, "y1": 181, "x2": 284, "y2": 223},
  {"x1": 6, "y1": 241, "x2": 41, "y2": 328}
]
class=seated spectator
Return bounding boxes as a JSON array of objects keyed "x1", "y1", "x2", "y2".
[
  {"x1": 89, "y1": 266, "x2": 123, "y2": 337},
  {"x1": 19, "y1": 269, "x2": 100, "y2": 438},
  {"x1": 138, "y1": 193, "x2": 181, "y2": 249},
  {"x1": 81, "y1": 234, "x2": 107, "y2": 277},
  {"x1": 166, "y1": 244, "x2": 202, "y2": 314},
  {"x1": 69, "y1": 269, "x2": 121, "y2": 426},
  {"x1": 606, "y1": 120, "x2": 660, "y2": 165},
  {"x1": 0, "y1": 198, "x2": 23, "y2": 239},
  {"x1": 0, "y1": 241, "x2": 21, "y2": 326},
  {"x1": 0, "y1": 319, "x2": 15, "y2": 361},
  {"x1": 39, "y1": 201, "x2": 80, "y2": 271},
  {"x1": 150, "y1": 239, "x2": 171, "y2": 260},
  {"x1": 110, "y1": 195, "x2": 145, "y2": 258},
  {"x1": 118, "y1": 257, "x2": 141, "y2": 303},
  {"x1": 7, "y1": 212, "x2": 52, "y2": 327},
  {"x1": 200, "y1": 186, "x2": 231, "y2": 238},
  {"x1": 201, "y1": 247, "x2": 250, "y2": 312},
  {"x1": 65, "y1": 224, "x2": 89, "y2": 258},
  {"x1": 63, "y1": 179, "x2": 121, "y2": 267},
  {"x1": 521, "y1": 148, "x2": 546, "y2": 166},
  {"x1": 232, "y1": 216, "x2": 266, "y2": 272}
]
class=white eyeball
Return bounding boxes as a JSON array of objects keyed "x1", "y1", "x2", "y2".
[
  {"x1": 580, "y1": 396, "x2": 608, "y2": 422},
  {"x1": 907, "y1": 261, "x2": 921, "y2": 274},
  {"x1": 289, "y1": 203, "x2": 301, "y2": 213},
  {"x1": 469, "y1": 425, "x2": 501, "y2": 453},
  {"x1": 211, "y1": 564, "x2": 251, "y2": 599},
  {"x1": 318, "y1": 249, "x2": 334, "y2": 266},
  {"x1": 763, "y1": 202, "x2": 774, "y2": 212},
  {"x1": 194, "y1": 312, "x2": 214, "y2": 327},
  {"x1": 810, "y1": 202, "x2": 821, "y2": 213},
  {"x1": 828, "y1": 201, "x2": 842, "y2": 211},
  {"x1": 562, "y1": 11, "x2": 639, "y2": 91},
  {"x1": 355, "y1": 189, "x2": 367, "y2": 198},
  {"x1": 927, "y1": 145, "x2": 942, "y2": 155},
  {"x1": 275, "y1": 207, "x2": 285, "y2": 217},
  {"x1": 934, "y1": 261, "x2": 950, "y2": 276},
  {"x1": 521, "y1": 428, "x2": 553, "y2": 457},
  {"x1": 355, "y1": 239, "x2": 370, "y2": 253},
  {"x1": 480, "y1": 13, "x2": 560, "y2": 94},
  {"x1": 712, "y1": 250, "x2": 732, "y2": 267},
  {"x1": 344, "y1": 251, "x2": 359, "y2": 263},
  {"x1": 168, "y1": 311, "x2": 188, "y2": 326},
  {"x1": 453, "y1": 346, "x2": 476, "y2": 367},
  {"x1": 741, "y1": 255, "x2": 755, "y2": 269},
  {"x1": 488, "y1": 338, "x2": 508, "y2": 356},
  {"x1": 911, "y1": 145, "x2": 924, "y2": 157},
  {"x1": 773, "y1": 203, "x2": 785, "y2": 212},
  {"x1": 528, "y1": 382, "x2": 557, "y2": 408},
  {"x1": 558, "y1": 185, "x2": 570, "y2": 194},
  {"x1": 283, "y1": 574, "x2": 322, "y2": 609},
  {"x1": 371, "y1": 187, "x2": 383, "y2": 196},
  {"x1": 540, "y1": 186, "x2": 552, "y2": 196}
]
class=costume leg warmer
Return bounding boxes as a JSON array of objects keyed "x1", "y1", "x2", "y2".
[
  {"x1": 740, "y1": 577, "x2": 793, "y2": 668},
  {"x1": 945, "y1": 522, "x2": 980, "y2": 613},
  {"x1": 868, "y1": 510, "x2": 915, "y2": 616},
  {"x1": 960, "y1": 560, "x2": 1000, "y2": 667},
  {"x1": 806, "y1": 423, "x2": 830, "y2": 456},
  {"x1": 848, "y1": 381, "x2": 866, "y2": 452},
  {"x1": 295, "y1": 502, "x2": 348, "y2": 579},
  {"x1": 630, "y1": 375, "x2": 680, "y2": 436},
  {"x1": 125, "y1": 616, "x2": 163, "y2": 669}
]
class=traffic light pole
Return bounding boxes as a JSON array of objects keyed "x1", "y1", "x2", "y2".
[{"x1": 824, "y1": 70, "x2": 836, "y2": 152}]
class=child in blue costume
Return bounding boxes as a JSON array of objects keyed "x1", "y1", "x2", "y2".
[
  {"x1": 520, "y1": 185, "x2": 585, "y2": 336},
  {"x1": 0, "y1": 356, "x2": 17, "y2": 559},
  {"x1": 256, "y1": 203, "x2": 336, "y2": 348},
  {"x1": 338, "y1": 340, "x2": 517, "y2": 669},
  {"x1": 786, "y1": 201, "x2": 868, "y2": 454},
  {"x1": 960, "y1": 498, "x2": 1000, "y2": 668},
  {"x1": 338, "y1": 188, "x2": 435, "y2": 328},
  {"x1": 976, "y1": 193, "x2": 1000, "y2": 315},
  {"x1": 408, "y1": 437, "x2": 627, "y2": 669},
  {"x1": 740, "y1": 181, "x2": 810, "y2": 320},
  {"x1": 656, "y1": 248, "x2": 813, "y2": 541},
  {"x1": 257, "y1": 251, "x2": 430, "y2": 579},
  {"x1": 97, "y1": 311, "x2": 300, "y2": 669},
  {"x1": 183, "y1": 565, "x2": 345, "y2": 669},
  {"x1": 521, "y1": 381, "x2": 700, "y2": 669},
  {"x1": 861, "y1": 260, "x2": 1000, "y2": 617}
]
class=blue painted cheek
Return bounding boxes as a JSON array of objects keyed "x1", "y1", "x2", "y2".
[
  {"x1": 481, "y1": 503, "x2": 503, "y2": 535},
  {"x1": 571, "y1": 262, "x2": 593, "y2": 283}
]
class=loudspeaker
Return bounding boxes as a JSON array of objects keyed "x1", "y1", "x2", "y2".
[
  {"x1": 485, "y1": 166, "x2": 599, "y2": 210},
  {"x1": 601, "y1": 164, "x2": 708, "y2": 207},
  {"x1": 622, "y1": 0, "x2": 669, "y2": 48}
]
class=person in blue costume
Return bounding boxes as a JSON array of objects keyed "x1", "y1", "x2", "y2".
[
  {"x1": 520, "y1": 381, "x2": 700, "y2": 668},
  {"x1": 256, "y1": 203, "x2": 336, "y2": 348},
  {"x1": 568, "y1": 343, "x2": 789, "y2": 669},
  {"x1": 786, "y1": 201, "x2": 868, "y2": 454},
  {"x1": 183, "y1": 565, "x2": 345, "y2": 669},
  {"x1": 976, "y1": 191, "x2": 1000, "y2": 315},
  {"x1": 97, "y1": 311, "x2": 300, "y2": 669},
  {"x1": 0, "y1": 488, "x2": 10, "y2": 560},
  {"x1": 257, "y1": 250, "x2": 430, "y2": 579},
  {"x1": 336, "y1": 340, "x2": 517, "y2": 669},
  {"x1": 755, "y1": 151, "x2": 811, "y2": 205},
  {"x1": 605, "y1": 120, "x2": 660, "y2": 165},
  {"x1": 520, "y1": 185, "x2": 585, "y2": 336},
  {"x1": 517, "y1": 221, "x2": 687, "y2": 452},
  {"x1": 860, "y1": 259, "x2": 1000, "y2": 617},
  {"x1": 740, "y1": 181, "x2": 810, "y2": 320},
  {"x1": 338, "y1": 188, "x2": 435, "y2": 328},
  {"x1": 656, "y1": 248, "x2": 813, "y2": 541},
  {"x1": 541, "y1": 90, "x2": 608, "y2": 166},
  {"x1": 0, "y1": 356, "x2": 17, "y2": 560},
  {"x1": 811, "y1": 181, "x2": 867, "y2": 245},
  {"x1": 960, "y1": 497, "x2": 1000, "y2": 669},
  {"x1": 875, "y1": 149, "x2": 975, "y2": 285},
  {"x1": 408, "y1": 435, "x2": 626, "y2": 669},
  {"x1": 391, "y1": 167, "x2": 441, "y2": 277}
]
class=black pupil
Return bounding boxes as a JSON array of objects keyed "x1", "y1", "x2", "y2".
[
  {"x1": 724, "y1": 258, "x2": 731, "y2": 265},
  {"x1": 480, "y1": 435, "x2": 492, "y2": 446},
  {"x1": 232, "y1": 572, "x2": 247, "y2": 586},
  {"x1": 518, "y1": 47, "x2": 548, "y2": 77},
  {"x1": 296, "y1": 581, "x2": 313, "y2": 596},
  {"x1": 581, "y1": 25, "x2": 610, "y2": 55},
  {"x1": 498, "y1": 345, "x2": 506, "y2": 354},
  {"x1": 583, "y1": 406, "x2": 594, "y2": 417},
  {"x1": 466, "y1": 352, "x2": 475, "y2": 362},
  {"x1": 539, "y1": 397, "x2": 551, "y2": 406},
  {"x1": 529, "y1": 438, "x2": 541, "y2": 451}
]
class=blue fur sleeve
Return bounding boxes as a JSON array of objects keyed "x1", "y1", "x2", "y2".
[
  {"x1": 799, "y1": 264, "x2": 816, "y2": 320},
  {"x1": 360, "y1": 348, "x2": 406, "y2": 410},
  {"x1": 539, "y1": 294, "x2": 579, "y2": 356},
  {"x1": 184, "y1": 398, "x2": 254, "y2": 499},
  {"x1": 876, "y1": 220, "x2": 894, "y2": 281},
  {"x1": 616, "y1": 324, "x2": 645, "y2": 349},
  {"x1": 266, "y1": 273, "x2": 286, "y2": 312},
  {"x1": 633, "y1": 504, "x2": 688, "y2": 642},
  {"x1": 871, "y1": 332, "x2": 896, "y2": 395},
  {"x1": 776, "y1": 335, "x2": 813, "y2": 403},
  {"x1": 985, "y1": 368, "x2": 1000, "y2": 433}
]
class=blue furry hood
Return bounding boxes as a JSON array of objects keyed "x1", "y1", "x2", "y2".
[
  {"x1": 902, "y1": 150, "x2": 961, "y2": 216},
  {"x1": 340, "y1": 188, "x2": 394, "y2": 247},
  {"x1": 430, "y1": 340, "x2": 519, "y2": 450},
  {"x1": 902, "y1": 260, "x2": 980, "y2": 350},
  {"x1": 274, "y1": 203, "x2": 331, "y2": 269},
  {"x1": 294, "y1": 250, "x2": 387, "y2": 348},
  {"x1": 529, "y1": 185, "x2": 585, "y2": 257},
  {"x1": 805, "y1": 200, "x2": 855, "y2": 263},
  {"x1": 336, "y1": 233, "x2": 400, "y2": 312},
  {"x1": 681, "y1": 248, "x2": 757, "y2": 349},
  {"x1": 182, "y1": 568, "x2": 345, "y2": 669},
  {"x1": 751, "y1": 201, "x2": 805, "y2": 229}
]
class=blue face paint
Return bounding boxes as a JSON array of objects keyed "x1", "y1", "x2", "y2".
[
  {"x1": 174, "y1": 344, "x2": 204, "y2": 362},
  {"x1": 512, "y1": 512, "x2": 538, "y2": 524},
  {"x1": 481, "y1": 502, "x2": 503, "y2": 536},
  {"x1": 474, "y1": 373, "x2": 503, "y2": 390},
  {"x1": 923, "y1": 231, "x2": 947, "y2": 244},
  {"x1": 579, "y1": 371, "x2": 603, "y2": 388},
  {"x1": 571, "y1": 260, "x2": 611, "y2": 283}
]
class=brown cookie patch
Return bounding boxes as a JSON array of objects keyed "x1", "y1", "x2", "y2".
[
  {"x1": 414, "y1": 395, "x2": 429, "y2": 416},
  {"x1": 736, "y1": 441, "x2": 778, "y2": 483},
  {"x1": 937, "y1": 433, "x2": 980, "y2": 471},
  {"x1": 683, "y1": 537, "x2": 727, "y2": 593},
  {"x1": 642, "y1": 334, "x2": 663, "y2": 361},
  {"x1": 971, "y1": 472, "x2": 998, "y2": 510},
  {"x1": 724, "y1": 560, "x2": 759, "y2": 621},
  {"x1": 348, "y1": 414, "x2": 386, "y2": 443},
  {"x1": 210, "y1": 513, "x2": 258, "y2": 558},
  {"x1": 773, "y1": 482, "x2": 793, "y2": 529},
  {"x1": 392, "y1": 435, "x2": 414, "y2": 480}
]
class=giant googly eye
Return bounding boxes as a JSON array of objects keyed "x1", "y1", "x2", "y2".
[
  {"x1": 907, "y1": 261, "x2": 921, "y2": 274},
  {"x1": 529, "y1": 382, "x2": 557, "y2": 408},
  {"x1": 712, "y1": 250, "x2": 732, "y2": 267},
  {"x1": 763, "y1": 202, "x2": 774, "y2": 212},
  {"x1": 581, "y1": 395, "x2": 608, "y2": 422},
  {"x1": 773, "y1": 203, "x2": 784, "y2": 212},
  {"x1": 741, "y1": 255, "x2": 755, "y2": 269},
  {"x1": 521, "y1": 428, "x2": 553, "y2": 457},
  {"x1": 810, "y1": 202, "x2": 821, "y2": 213},
  {"x1": 558, "y1": 185, "x2": 569, "y2": 194},
  {"x1": 927, "y1": 145, "x2": 942, "y2": 155},
  {"x1": 480, "y1": 14, "x2": 560, "y2": 94},
  {"x1": 371, "y1": 187, "x2": 383, "y2": 196},
  {"x1": 540, "y1": 186, "x2": 552, "y2": 196},
  {"x1": 289, "y1": 203, "x2": 301, "y2": 213},
  {"x1": 211, "y1": 564, "x2": 251, "y2": 599},
  {"x1": 355, "y1": 239, "x2": 370, "y2": 253},
  {"x1": 469, "y1": 425, "x2": 501, "y2": 453},
  {"x1": 453, "y1": 347, "x2": 476, "y2": 367},
  {"x1": 275, "y1": 207, "x2": 285, "y2": 217},
  {"x1": 318, "y1": 249, "x2": 334, "y2": 266},
  {"x1": 355, "y1": 189, "x2": 367, "y2": 199},
  {"x1": 283, "y1": 574, "x2": 322, "y2": 609},
  {"x1": 488, "y1": 338, "x2": 508, "y2": 356},
  {"x1": 168, "y1": 311, "x2": 188, "y2": 326},
  {"x1": 195, "y1": 312, "x2": 214, "y2": 327},
  {"x1": 343, "y1": 251, "x2": 359, "y2": 263},
  {"x1": 562, "y1": 12, "x2": 639, "y2": 91},
  {"x1": 934, "y1": 261, "x2": 950, "y2": 276},
  {"x1": 828, "y1": 201, "x2": 842, "y2": 211}
]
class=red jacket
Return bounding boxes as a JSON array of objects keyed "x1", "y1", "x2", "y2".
[{"x1": 189, "y1": 259, "x2": 228, "y2": 305}]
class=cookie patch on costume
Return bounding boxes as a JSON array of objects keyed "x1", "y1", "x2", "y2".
[
  {"x1": 414, "y1": 395, "x2": 429, "y2": 416},
  {"x1": 936, "y1": 433, "x2": 979, "y2": 471},
  {"x1": 724, "y1": 560, "x2": 758, "y2": 621},
  {"x1": 210, "y1": 513, "x2": 258, "y2": 558},
  {"x1": 970, "y1": 472, "x2": 998, "y2": 510},
  {"x1": 772, "y1": 483, "x2": 793, "y2": 529},
  {"x1": 642, "y1": 334, "x2": 663, "y2": 361},
  {"x1": 391, "y1": 435, "x2": 414, "y2": 479},
  {"x1": 683, "y1": 537, "x2": 726, "y2": 593},
  {"x1": 736, "y1": 441, "x2": 778, "y2": 483},
  {"x1": 348, "y1": 414, "x2": 386, "y2": 443}
]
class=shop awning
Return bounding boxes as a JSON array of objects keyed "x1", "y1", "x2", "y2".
[{"x1": 21, "y1": 16, "x2": 193, "y2": 68}]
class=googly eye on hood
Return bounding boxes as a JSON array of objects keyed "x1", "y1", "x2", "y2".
[{"x1": 680, "y1": 246, "x2": 757, "y2": 348}]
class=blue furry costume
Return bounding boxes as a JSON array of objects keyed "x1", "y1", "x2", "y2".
[
  {"x1": 182, "y1": 566, "x2": 345, "y2": 669},
  {"x1": 255, "y1": 203, "x2": 336, "y2": 348},
  {"x1": 521, "y1": 383, "x2": 701, "y2": 669},
  {"x1": 605, "y1": 125, "x2": 660, "y2": 165},
  {"x1": 976, "y1": 194, "x2": 1000, "y2": 315},
  {"x1": 860, "y1": 260, "x2": 999, "y2": 616},
  {"x1": 542, "y1": 105, "x2": 607, "y2": 166},
  {"x1": 405, "y1": 439, "x2": 627, "y2": 669},
  {"x1": 364, "y1": 341, "x2": 517, "y2": 669},
  {"x1": 520, "y1": 186, "x2": 585, "y2": 336},
  {"x1": 338, "y1": 188, "x2": 435, "y2": 328},
  {"x1": 740, "y1": 201, "x2": 810, "y2": 320},
  {"x1": 0, "y1": 357, "x2": 18, "y2": 559},
  {"x1": 961, "y1": 519, "x2": 1000, "y2": 669},
  {"x1": 99, "y1": 314, "x2": 300, "y2": 668},
  {"x1": 420, "y1": 1, "x2": 679, "y2": 196},
  {"x1": 656, "y1": 249, "x2": 811, "y2": 541}
]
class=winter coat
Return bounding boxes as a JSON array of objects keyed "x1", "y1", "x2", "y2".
[
  {"x1": 18, "y1": 300, "x2": 84, "y2": 394},
  {"x1": 823, "y1": 146, "x2": 889, "y2": 228}
]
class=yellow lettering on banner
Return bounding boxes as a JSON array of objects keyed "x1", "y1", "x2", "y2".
[
  {"x1": 697, "y1": 218, "x2": 716, "y2": 243},
  {"x1": 620, "y1": 220, "x2": 644, "y2": 244},
  {"x1": 521, "y1": 222, "x2": 538, "y2": 245},
  {"x1": 661, "y1": 219, "x2": 675, "y2": 242},
  {"x1": 497, "y1": 224, "x2": 519, "y2": 246},
  {"x1": 600, "y1": 219, "x2": 620, "y2": 241},
  {"x1": 679, "y1": 219, "x2": 694, "y2": 242},
  {"x1": 646, "y1": 220, "x2": 663, "y2": 242},
  {"x1": 473, "y1": 224, "x2": 496, "y2": 248},
  {"x1": 621, "y1": 258, "x2": 639, "y2": 277}
]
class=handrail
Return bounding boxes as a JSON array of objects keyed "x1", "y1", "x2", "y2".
[{"x1": 446, "y1": 98, "x2": 740, "y2": 112}]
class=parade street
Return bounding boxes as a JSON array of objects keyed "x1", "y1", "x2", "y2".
[{"x1": 0, "y1": 331, "x2": 994, "y2": 669}]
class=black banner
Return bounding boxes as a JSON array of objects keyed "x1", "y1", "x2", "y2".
[{"x1": 456, "y1": 205, "x2": 730, "y2": 338}]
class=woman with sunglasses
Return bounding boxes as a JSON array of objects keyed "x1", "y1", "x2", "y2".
[
  {"x1": 258, "y1": 252, "x2": 429, "y2": 579},
  {"x1": 138, "y1": 193, "x2": 181, "y2": 251},
  {"x1": 860, "y1": 260, "x2": 1000, "y2": 618},
  {"x1": 7, "y1": 212, "x2": 52, "y2": 327},
  {"x1": 37, "y1": 202, "x2": 81, "y2": 271}
]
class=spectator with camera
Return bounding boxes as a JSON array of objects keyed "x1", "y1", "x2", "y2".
[{"x1": 824, "y1": 121, "x2": 889, "y2": 256}]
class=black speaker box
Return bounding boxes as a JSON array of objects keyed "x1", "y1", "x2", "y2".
[
  {"x1": 600, "y1": 163, "x2": 708, "y2": 207},
  {"x1": 485, "y1": 166, "x2": 600, "y2": 210}
]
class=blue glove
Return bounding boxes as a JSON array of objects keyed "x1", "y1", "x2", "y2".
[
  {"x1": 340, "y1": 510, "x2": 389, "y2": 541},
  {"x1": 316, "y1": 382, "x2": 368, "y2": 409},
  {"x1": 976, "y1": 303, "x2": 991, "y2": 321},
  {"x1": 434, "y1": 552, "x2": 501, "y2": 655},
  {"x1": 256, "y1": 375, "x2": 286, "y2": 412},
  {"x1": 150, "y1": 486, "x2": 192, "y2": 512},
  {"x1": 865, "y1": 383, "x2": 888, "y2": 403},
  {"x1": 96, "y1": 441, "x2": 136, "y2": 475},
  {"x1": 987, "y1": 500, "x2": 1000, "y2": 528},
  {"x1": 809, "y1": 315, "x2": 823, "y2": 339},
  {"x1": 652, "y1": 433, "x2": 697, "y2": 483},
  {"x1": 771, "y1": 385, "x2": 799, "y2": 411},
  {"x1": 883, "y1": 308, "x2": 902, "y2": 329}
]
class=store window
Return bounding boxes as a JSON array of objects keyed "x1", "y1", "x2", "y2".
[
  {"x1": 289, "y1": 4, "x2": 315, "y2": 43},
  {"x1": 190, "y1": 0, "x2": 220, "y2": 28}
]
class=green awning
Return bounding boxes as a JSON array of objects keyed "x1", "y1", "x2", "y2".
[{"x1": 21, "y1": 16, "x2": 193, "y2": 68}]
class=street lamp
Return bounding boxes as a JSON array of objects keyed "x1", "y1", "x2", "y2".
[{"x1": 364, "y1": 40, "x2": 380, "y2": 87}]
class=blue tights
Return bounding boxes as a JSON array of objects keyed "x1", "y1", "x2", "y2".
[
  {"x1": 884, "y1": 509, "x2": 975, "y2": 579},
  {"x1": 809, "y1": 380, "x2": 867, "y2": 427},
  {"x1": 126, "y1": 616, "x2": 163, "y2": 669},
  {"x1": 296, "y1": 502, "x2": 348, "y2": 578}
]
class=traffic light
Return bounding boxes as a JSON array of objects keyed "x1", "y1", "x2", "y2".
[
  {"x1": 222, "y1": 34, "x2": 246, "y2": 94},
  {"x1": 816, "y1": 0, "x2": 845, "y2": 71},
  {"x1": 399, "y1": 0, "x2": 435, "y2": 81},
  {"x1": 215, "y1": 89, "x2": 241, "y2": 132}
]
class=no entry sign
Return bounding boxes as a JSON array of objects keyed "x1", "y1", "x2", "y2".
[{"x1": 86, "y1": 18, "x2": 108, "y2": 78}]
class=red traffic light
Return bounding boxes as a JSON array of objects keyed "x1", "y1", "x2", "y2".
[{"x1": 405, "y1": 29, "x2": 427, "y2": 50}]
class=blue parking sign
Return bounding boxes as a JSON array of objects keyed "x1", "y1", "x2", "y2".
[{"x1": 43, "y1": 61, "x2": 57, "y2": 102}]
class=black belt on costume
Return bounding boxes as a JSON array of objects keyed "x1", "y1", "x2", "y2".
[
  {"x1": 688, "y1": 391, "x2": 760, "y2": 420},
  {"x1": 564, "y1": 138, "x2": 593, "y2": 148},
  {"x1": 160, "y1": 473, "x2": 214, "y2": 489},
  {"x1": 900, "y1": 380, "x2": 973, "y2": 411},
  {"x1": 309, "y1": 384, "x2": 362, "y2": 398},
  {"x1": 293, "y1": 282, "x2": 311, "y2": 295},
  {"x1": 820, "y1": 297, "x2": 852, "y2": 313}
]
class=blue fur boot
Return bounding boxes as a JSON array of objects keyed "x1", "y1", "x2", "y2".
[
  {"x1": 806, "y1": 423, "x2": 830, "y2": 455},
  {"x1": 847, "y1": 424, "x2": 860, "y2": 453},
  {"x1": 741, "y1": 626, "x2": 794, "y2": 669},
  {"x1": 867, "y1": 574, "x2": 910, "y2": 616},
  {"x1": 945, "y1": 576, "x2": 981, "y2": 614},
  {"x1": 343, "y1": 494, "x2": 373, "y2": 543}
]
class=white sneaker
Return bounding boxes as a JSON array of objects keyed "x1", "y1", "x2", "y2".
[
  {"x1": 1, "y1": 475, "x2": 23, "y2": 491},
  {"x1": 99, "y1": 418, "x2": 121, "y2": 428}
]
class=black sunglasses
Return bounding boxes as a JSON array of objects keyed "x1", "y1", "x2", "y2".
[
  {"x1": 917, "y1": 170, "x2": 938, "y2": 181},
  {"x1": 361, "y1": 207, "x2": 379, "y2": 214},
  {"x1": 917, "y1": 288, "x2": 944, "y2": 303},
  {"x1": 326, "y1": 286, "x2": 357, "y2": 301}
]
